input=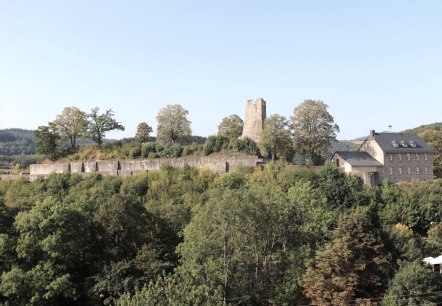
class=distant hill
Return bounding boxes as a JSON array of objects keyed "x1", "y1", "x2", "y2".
[
  {"x1": 402, "y1": 122, "x2": 442, "y2": 135},
  {"x1": 0, "y1": 129, "x2": 38, "y2": 168},
  {"x1": 0, "y1": 128, "x2": 36, "y2": 156}
]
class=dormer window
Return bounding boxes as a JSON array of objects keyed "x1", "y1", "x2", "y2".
[
  {"x1": 400, "y1": 140, "x2": 407, "y2": 148},
  {"x1": 409, "y1": 140, "x2": 417, "y2": 148},
  {"x1": 392, "y1": 140, "x2": 399, "y2": 148}
]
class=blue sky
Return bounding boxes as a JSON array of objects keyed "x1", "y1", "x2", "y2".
[{"x1": 1, "y1": 1, "x2": 442, "y2": 140}]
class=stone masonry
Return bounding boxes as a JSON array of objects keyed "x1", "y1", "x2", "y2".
[
  {"x1": 29, "y1": 155, "x2": 262, "y2": 181},
  {"x1": 241, "y1": 98, "x2": 266, "y2": 143}
]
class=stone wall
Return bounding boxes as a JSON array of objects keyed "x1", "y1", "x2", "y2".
[
  {"x1": 29, "y1": 155, "x2": 261, "y2": 181},
  {"x1": 241, "y1": 98, "x2": 266, "y2": 143}
]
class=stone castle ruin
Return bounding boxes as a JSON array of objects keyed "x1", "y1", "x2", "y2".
[
  {"x1": 29, "y1": 155, "x2": 261, "y2": 181},
  {"x1": 241, "y1": 98, "x2": 266, "y2": 143},
  {"x1": 26, "y1": 99, "x2": 268, "y2": 181}
]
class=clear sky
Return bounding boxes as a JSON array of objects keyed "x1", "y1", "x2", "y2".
[{"x1": 1, "y1": 1, "x2": 442, "y2": 140}]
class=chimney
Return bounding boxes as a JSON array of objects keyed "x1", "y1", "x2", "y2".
[{"x1": 370, "y1": 130, "x2": 375, "y2": 138}]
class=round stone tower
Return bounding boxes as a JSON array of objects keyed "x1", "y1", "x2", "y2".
[{"x1": 241, "y1": 98, "x2": 266, "y2": 143}]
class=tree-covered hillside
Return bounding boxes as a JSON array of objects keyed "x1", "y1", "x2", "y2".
[
  {"x1": 1, "y1": 163, "x2": 442, "y2": 305},
  {"x1": 0, "y1": 129, "x2": 36, "y2": 156},
  {"x1": 403, "y1": 122, "x2": 442, "y2": 134}
]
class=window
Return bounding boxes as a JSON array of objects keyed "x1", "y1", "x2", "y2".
[
  {"x1": 407, "y1": 167, "x2": 411, "y2": 175},
  {"x1": 399, "y1": 154, "x2": 402, "y2": 161},
  {"x1": 407, "y1": 153, "x2": 411, "y2": 161},
  {"x1": 389, "y1": 154, "x2": 393, "y2": 161},
  {"x1": 416, "y1": 153, "x2": 419, "y2": 161},
  {"x1": 389, "y1": 167, "x2": 393, "y2": 175},
  {"x1": 398, "y1": 167, "x2": 402, "y2": 175},
  {"x1": 416, "y1": 167, "x2": 420, "y2": 175},
  {"x1": 424, "y1": 167, "x2": 428, "y2": 175},
  {"x1": 425, "y1": 154, "x2": 428, "y2": 161}
]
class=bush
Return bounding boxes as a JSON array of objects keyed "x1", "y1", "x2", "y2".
[
  {"x1": 129, "y1": 145, "x2": 142, "y2": 159},
  {"x1": 233, "y1": 137, "x2": 259, "y2": 155},
  {"x1": 141, "y1": 142, "x2": 157, "y2": 158},
  {"x1": 203, "y1": 136, "x2": 230, "y2": 156},
  {"x1": 183, "y1": 143, "x2": 198, "y2": 156},
  {"x1": 163, "y1": 144, "x2": 182, "y2": 158}
]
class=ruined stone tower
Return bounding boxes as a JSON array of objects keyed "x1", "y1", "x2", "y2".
[{"x1": 241, "y1": 98, "x2": 266, "y2": 143}]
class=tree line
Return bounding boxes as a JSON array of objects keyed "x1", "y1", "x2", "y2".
[
  {"x1": 1, "y1": 163, "x2": 442, "y2": 305},
  {"x1": 35, "y1": 100, "x2": 341, "y2": 167}
]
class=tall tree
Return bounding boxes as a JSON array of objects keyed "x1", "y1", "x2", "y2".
[
  {"x1": 303, "y1": 210, "x2": 388, "y2": 305},
  {"x1": 135, "y1": 122, "x2": 153, "y2": 143},
  {"x1": 291, "y1": 100, "x2": 339, "y2": 165},
  {"x1": 53, "y1": 107, "x2": 88, "y2": 150},
  {"x1": 87, "y1": 107, "x2": 125, "y2": 147},
  {"x1": 34, "y1": 122, "x2": 61, "y2": 160},
  {"x1": 382, "y1": 261, "x2": 442, "y2": 306},
  {"x1": 217, "y1": 114, "x2": 244, "y2": 139},
  {"x1": 156, "y1": 104, "x2": 191, "y2": 145},
  {"x1": 259, "y1": 114, "x2": 293, "y2": 162}
]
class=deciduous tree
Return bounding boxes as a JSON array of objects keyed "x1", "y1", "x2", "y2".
[
  {"x1": 87, "y1": 107, "x2": 125, "y2": 147},
  {"x1": 303, "y1": 210, "x2": 388, "y2": 305},
  {"x1": 34, "y1": 122, "x2": 61, "y2": 160},
  {"x1": 217, "y1": 114, "x2": 243, "y2": 139},
  {"x1": 135, "y1": 122, "x2": 153, "y2": 143},
  {"x1": 382, "y1": 261, "x2": 442, "y2": 306},
  {"x1": 291, "y1": 100, "x2": 339, "y2": 165},
  {"x1": 259, "y1": 114, "x2": 293, "y2": 162},
  {"x1": 156, "y1": 104, "x2": 191, "y2": 145},
  {"x1": 53, "y1": 107, "x2": 88, "y2": 150}
]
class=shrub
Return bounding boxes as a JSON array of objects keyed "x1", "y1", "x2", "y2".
[
  {"x1": 183, "y1": 143, "x2": 198, "y2": 156},
  {"x1": 163, "y1": 144, "x2": 182, "y2": 158},
  {"x1": 234, "y1": 137, "x2": 259, "y2": 155},
  {"x1": 129, "y1": 145, "x2": 142, "y2": 159},
  {"x1": 203, "y1": 136, "x2": 230, "y2": 156},
  {"x1": 141, "y1": 142, "x2": 157, "y2": 158}
]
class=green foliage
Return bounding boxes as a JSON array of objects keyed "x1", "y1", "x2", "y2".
[
  {"x1": 382, "y1": 261, "x2": 442, "y2": 306},
  {"x1": 53, "y1": 106, "x2": 88, "y2": 150},
  {"x1": 419, "y1": 129, "x2": 442, "y2": 178},
  {"x1": 233, "y1": 137, "x2": 260, "y2": 155},
  {"x1": 202, "y1": 135, "x2": 229, "y2": 156},
  {"x1": 259, "y1": 114, "x2": 293, "y2": 162},
  {"x1": 291, "y1": 99, "x2": 339, "y2": 165},
  {"x1": 1, "y1": 161, "x2": 442, "y2": 304},
  {"x1": 135, "y1": 122, "x2": 153, "y2": 143},
  {"x1": 163, "y1": 143, "x2": 182, "y2": 158},
  {"x1": 34, "y1": 123, "x2": 61, "y2": 160},
  {"x1": 156, "y1": 104, "x2": 192, "y2": 145},
  {"x1": 87, "y1": 107, "x2": 125, "y2": 147},
  {"x1": 402, "y1": 122, "x2": 442, "y2": 135},
  {"x1": 217, "y1": 114, "x2": 243, "y2": 139},
  {"x1": 315, "y1": 161, "x2": 365, "y2": 210},
  {"x1": 303, "y1": 209, "x2": 388, "y2": 305}
]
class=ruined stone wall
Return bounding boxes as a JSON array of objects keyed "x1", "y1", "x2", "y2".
[
  {"x1": 29, "y1": 155, "x2": 261, "y2": 181},
  {"x1": 241, "y1": 98, "x2": 266, "y2": 143}
]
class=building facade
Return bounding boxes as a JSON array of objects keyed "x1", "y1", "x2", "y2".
[{"x1": 332, "y1": 130, "x2": 433, "y2": 186}]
